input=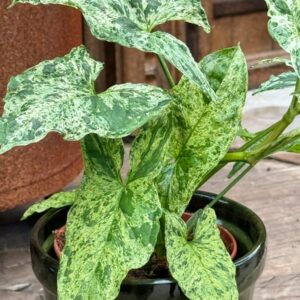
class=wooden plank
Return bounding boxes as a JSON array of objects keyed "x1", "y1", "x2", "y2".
[
  {"x1": 210, "y1": 17, "x2": 233, "y2": 53},
  {"x1": 232, "y1": 12, "x2": 272, "y2": 55},
  {"x1": 214, "y1": 0, "x2": 267, "y2": 19},
  {"x1": 246, "y1": 49, "x2": 289, "y2": 88},
  {"x1": 201, "y1": 159, "x2": 300, "y2": 299},
  {"x1": 83, "y1": 22, "x2": 117, "y2": 91},
  {"x1": 122, "y1": 48, "x2": 145, "y2": 83}
]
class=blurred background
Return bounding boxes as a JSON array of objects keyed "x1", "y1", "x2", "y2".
[
  {"x1": 0, "y1": 0, "x2": 289, "y2": 214},
  {"x1": 0, "y1": 1, "x2": 298, "y2": 299}
]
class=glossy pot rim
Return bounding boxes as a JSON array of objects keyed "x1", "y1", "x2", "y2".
[
  {"x1": 30, "y1": 191, "x2": 267, "y2": 286},
  {"x1": 202, "y1": 191, "x2": 266, "y2": 268}
]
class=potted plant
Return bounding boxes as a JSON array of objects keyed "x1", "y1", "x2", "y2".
[{"x1": 0, "y1": 0, "x2": 299, "y2": 299}]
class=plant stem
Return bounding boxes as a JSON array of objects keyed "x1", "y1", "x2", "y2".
[
  {"x1": 222, "y1": 151, "x2": 250, "y2": 164},
  {"x1": 237, "y1": 121, "x2": 280, "y2": 152},
  {"x1": 250, "y1": 78, "x2": 300, "y2": 161},
  {"x1": 157, "y1": 55, "x2": 176, "y2": 88},
  {"x1": 207, "y1": 165, "x2": 253, "y2": 209},
  {"x1": 42, "y1": 234, "x2": 54, "y2": 253},
  {"x1": 155, "y1": 216, "x2": 167, "y2": 258}
]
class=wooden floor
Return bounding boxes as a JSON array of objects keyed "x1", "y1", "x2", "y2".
[
  {"x1": 1, "y1": 88, "x2": 300, "y2": 299},
  {"x1": 202, "y1": 159, "x2": 300, "y2": 300},
  {"x1": 1, "y1": 158, "x2": 299, "y2": 299}
]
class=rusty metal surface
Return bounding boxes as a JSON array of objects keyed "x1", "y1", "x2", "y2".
[{"x1": 0, "y1": 1, "x2": 83, "y2": 211}]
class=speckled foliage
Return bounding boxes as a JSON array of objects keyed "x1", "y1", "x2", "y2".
[
  {"x1": 165, "y1": 208, "x2": 238, "y2": 300},
  {"x1": 57, "y1": 115, "x2": 170, "y2": 299},
  {"x1": 21, "y1": 191, "x2": 76, "y2": 220},
  {"x1": 254, "y1": 71, "x2": 298, "y2": 94},
  {"x1": 10, "y1": 1, "x2": 252, "y2": 298},
  {"x1": 11, "y1": 0, "x2": 216, "y2": 101},
  {"x1": 265, "y1": 0, "x2": 300, "y2": 77},
  {"x1": 158, "y1": 47, "x2": 248, "y2": 214},
  {"x1": 0, "y1": 46, "x2": 173, "y2": 154}
]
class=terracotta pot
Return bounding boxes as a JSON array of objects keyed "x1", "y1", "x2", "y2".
[
  {"x1": 0, "y1": 0, "x2": 83, "y2": 211},
  {"x1": 30, "y1": 191, "x2": 267, "y2": 300}
]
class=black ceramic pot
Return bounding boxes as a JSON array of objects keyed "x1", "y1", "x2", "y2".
[{"x1": 30, "y1": 191, "x2": 267, "y2": 300}]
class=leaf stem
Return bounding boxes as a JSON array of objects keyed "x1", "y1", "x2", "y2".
[
  {"x1": 157, "y1": 55, "x2": 176, "y2": 88},
  {"x1": 207, "y1": 165, "x2": 253, "y2": 209},
  {"x1": 238, "y1": 121, "x2": 280, "y2": 152},
  {"x1": 222, "y1": 152, "x2": 251, "y2": 164},
  {"x1": 250, "y1": 78, "x2": 300, "y2": 161}
]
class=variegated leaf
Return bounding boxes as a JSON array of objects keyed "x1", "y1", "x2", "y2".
[
  {"x1": 58, "y1": 129, "x2": 171, "y2": 300},
  {"x1": 265, "y1": 0, "x2": 300, "y2": 76},
  {"x1": 0, "y1": 46, "x2": 173, "y2": 154},
  {"x1": 165, "y1": 208, "x2": 238, "y2": 300},
  {"x1": 21, "y1": 191, "x2": 76, "y2": 220},
  {"x1": 128, "y1": 113, "x2": 172, "y2": 181},
  {"x1": 11, "y1": 0, "x2": 216, "y2": 100},
  {"x1": 159, "y1": 47, "x2": 248, "y2": 214},
  {"x1": 253, "y1": 71, "x2": 298, "y2": 95}
]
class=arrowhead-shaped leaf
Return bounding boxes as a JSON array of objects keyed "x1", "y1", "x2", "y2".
[
  {"x1": 12, "y1": 0, "x2": 216, "y2": 100},
  {"x1": 165, "y1": 208, "x2": 238, "y2": 300},
  {"x1": 58, "y1": 124, "x2": 171, "y2": 299},
  {"x1": 21, "y1": 191, "x2": 76, "y2": 220},
  {"x1": 0, "y1": 46, "x2": 173, "y2": 154},
  {"x1": 158, "y1": 47, "x2": 248, "y2": 214},
  {"x1": 265, "y1": 0, "x2": 300, "y2": 76},
  {"x1": 253, "y1": 71, "x2": 298, "y2": 95}
]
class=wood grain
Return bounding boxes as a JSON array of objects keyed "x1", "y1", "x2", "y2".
[
  {"x1": 202, "y1": 159, "x2": 300, "y2": 299},
  {"x1": 214, "y1": 0, "x2": 267, "y2": 19}
]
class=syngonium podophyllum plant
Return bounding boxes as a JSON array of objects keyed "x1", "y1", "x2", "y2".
[{"x1": 1, "y1": 0, "x2": 300, "y2": 299}]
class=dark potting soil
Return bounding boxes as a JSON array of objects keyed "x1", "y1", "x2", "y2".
[{"x1": 127, "y1": 255, "x2": 171, "y2": 280}]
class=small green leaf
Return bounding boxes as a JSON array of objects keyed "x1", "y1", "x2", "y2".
[
  {"x1": 165, "y1": 208, "x2": 238, "y2": 300},
  {"x1": 158, "y1": 47, "x2": 248, "y2": 214},
  {"x1": 253, "y1": 72, "x2": 298, "y2": 95},
  {"x1": 21, "y1": 191, "x2": 76, "y2": 220},
  {"x1": 0, "y1": 46, "x2": 173, "y2": 154},
  {"x1": 228, "y1": 162, "x2": 246, "y2": 179},
  {"x1": 58, "y1": 129, "x2": 171, "y2": 299},
  {"x1": 265, "y1": 0, "x2": 300, "y2": 76},
  {"x1": 12, "y1": 0, "x2": 216, "y2": 100}
]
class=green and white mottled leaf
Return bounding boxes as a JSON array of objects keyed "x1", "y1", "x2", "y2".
[
  {"x1": 0, "y1": 46, "x2": 173, "y2": 154},
  {"x1": 58, "y1": 128, "x2": 171, "y2": 300},
  {"x1": 21, "y1": 191, "x2": 76, "y2": 220},
  {"x1": 128, "y1": 113, "x2": 172, "y2": 181},
  {"x1": 158, "y1": 47, "x2": 248, "y2": 214},
  {"x1": 253, "y1": 71, "x2": 298, "y2": 95},
  {"x1": 165, "y1": 208, "x2": 238, "y2": 300},
  {"x1": 12, "y1": 0, "x2": 216, "y2": 100},
  {"x1": 265, "y1": 0, "x2": 300, "y2": 76}
]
